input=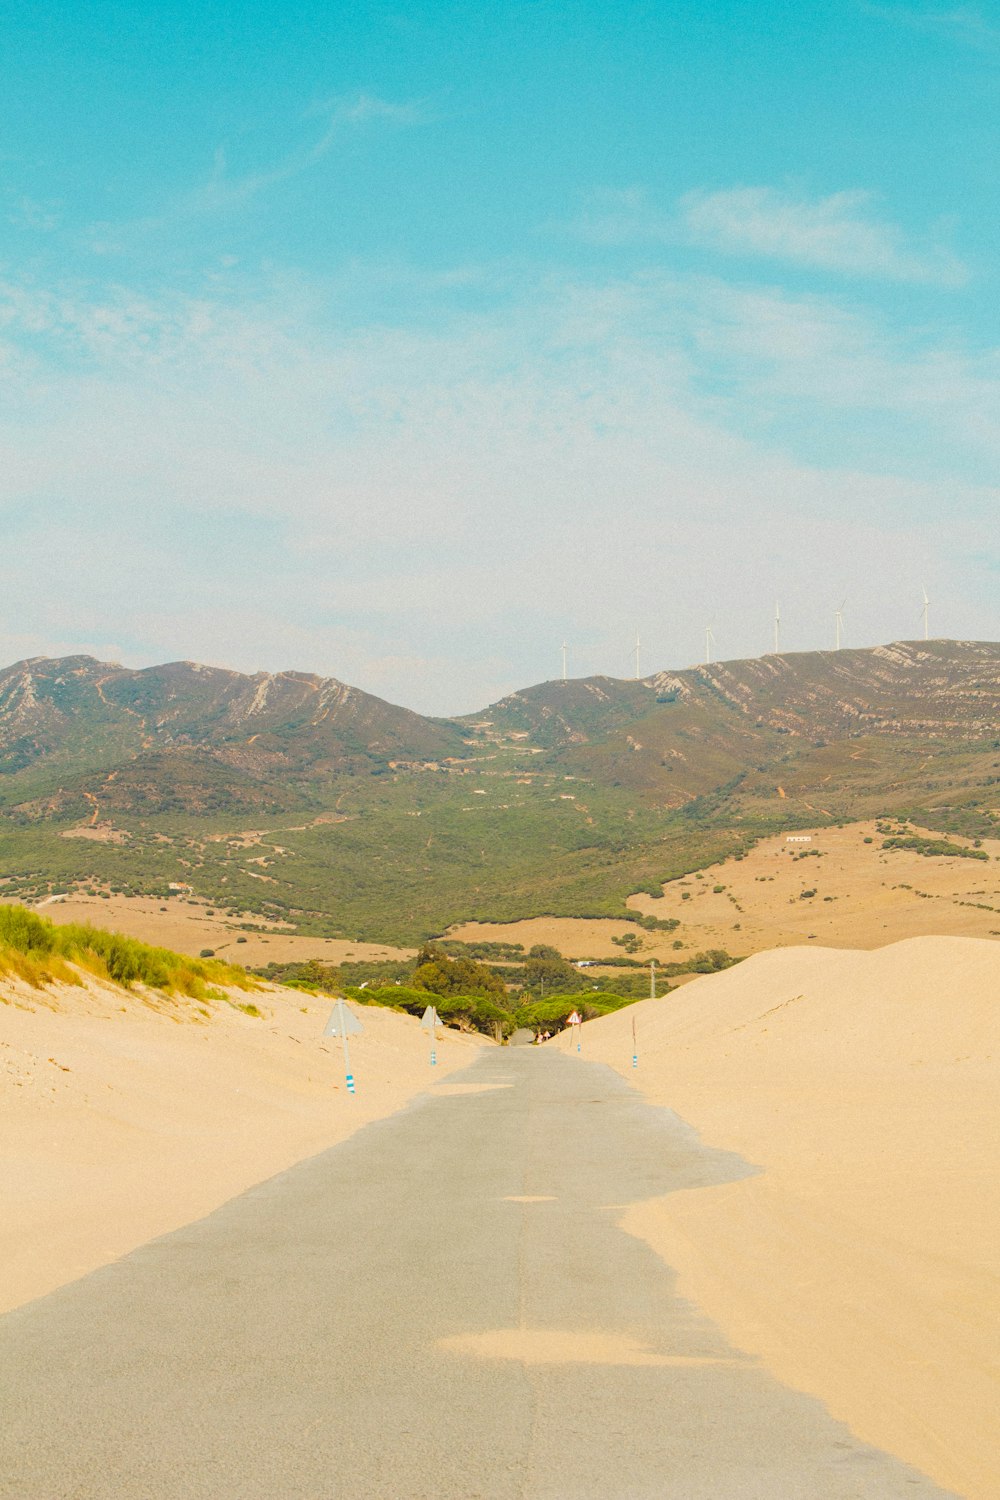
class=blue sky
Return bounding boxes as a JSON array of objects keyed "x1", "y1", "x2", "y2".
[{"x1": 2, "y1": 0, "x2": 998, "y2": 712}]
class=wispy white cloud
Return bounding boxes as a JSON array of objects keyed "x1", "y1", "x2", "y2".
[
  {"x1": 190, "y1": 92, "x2": 424, "y2": 214},
  {"x1": 679, "y1": 186, "x2": 968, "y2": 286},
  {"x1": 564, "y1": 185, "x2": 665, "y2": 246},
  {"x1": 566, "y1": 183, "x2": 967, "y2": 287},
  {"x1": 84, "y1": 92, "x2": 424, "y2": 253},
  {"x1": 305, "y1": 91, "x2": 425, "y2": 127},
  {"x1": 861, "y1": 4, "x2": 1000, "y2": 51},
  {"x1": 7, "y1": 197, "x2": 61, "y2": 232}
]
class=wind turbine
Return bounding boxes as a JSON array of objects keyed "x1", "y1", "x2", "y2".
[
  {"x1": 634, "y1": 630, "x2": 641, "y2": 680},
  {"x1": 561, "y1": 641, "x2": 568, "y2": 683},
  {"x1": 834, "y1": 599, "x2": 846, "y2": 651},
  {"x1": 705, "y1": 624, "x2": 715, "y2": 665},
  {"x1": 921, "y1": 585, "x2": 930, "y2": 641},
  {"x1": 773, "y1": 601, "x2": 781, "y2": 654}
]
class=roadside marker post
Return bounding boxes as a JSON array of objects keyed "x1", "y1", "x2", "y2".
[
  {"x1": 323, "y1": 999, "x2": 364, "y2": 1094},
  {"x1": 632, "y1": 1013, "x2": 638, "y2": 1069},
  {"x1": 420, "y1": 1004, "x2": 440, "y2": 1066},
  {"x1": 567, "y1": 1010, "x2": 582, "y2": 1053}
]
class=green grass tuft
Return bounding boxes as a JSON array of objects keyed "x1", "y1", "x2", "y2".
[{"x1": 0, "y1": 904, "x2": 254, "y2": 997}]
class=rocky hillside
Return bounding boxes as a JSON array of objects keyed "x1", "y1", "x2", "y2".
[
  {"x1": 473, "y1": 640, "x2": 1000, "y2": 811},
  {"x1": 0, "y1": 640, "x2": 997, "y2": 940},
  {"x1": 0, "y1": 656, "x2": 465, "y2": 813},
  {"x1": 477, "y1": 640, "x2": 1000, "y2": 747}
]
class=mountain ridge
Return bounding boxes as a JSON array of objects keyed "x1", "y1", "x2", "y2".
[{"x1": 1, "y1": 639, "x2": 998, "y2": 941}]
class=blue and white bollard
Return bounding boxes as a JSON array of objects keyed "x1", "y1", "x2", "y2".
[
  {"x1": 346, "y1": 1071, "x2": 355, "y2": 1094},
  {"x1": 632, "y1": 1053, "x2": 638, "y2": 1068},
  {"x1": 430, "y1": 1048, "x2": 437, "y2": 1066}
]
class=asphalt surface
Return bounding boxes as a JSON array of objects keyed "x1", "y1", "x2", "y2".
[{"x1": 0, "y1": 1047, "x2": 957, "y2": 1499}]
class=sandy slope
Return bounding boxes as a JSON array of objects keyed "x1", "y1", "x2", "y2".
[
  {"x1": 449, "y1": 820, "x2": 1000, "y2": 961},
  {"x1": 556, "y1": 937, "x2": 1000, "y2": 1500},
  {"x1": 1, "y1": 973, "x2": 482, "y2": 1315}
]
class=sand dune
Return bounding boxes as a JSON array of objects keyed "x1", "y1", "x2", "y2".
[
  {"x1": 1, "y1": 973, "x2": 482, "y2": 1314},
  {"x1": 557, "y1": 936, "x2": 1000, "y2": 1500}
]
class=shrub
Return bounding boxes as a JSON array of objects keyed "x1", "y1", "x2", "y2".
[
  {"x1": 343, "y1": 984, "x2": 514, "y2": 1038},
  {"x1": 0, "y1": 905, "x2": 252, "y2": 999},
  {"x1": 411, "y1": 941, "x2": 506, "y2": 1001},
  {"x1": 882, "y1": 835, "x2": 988, "y2": 862}
]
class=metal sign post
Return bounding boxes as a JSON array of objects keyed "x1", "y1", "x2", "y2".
[
  {"x1": 567, "y1": 1009, "x2": 582, "y2": 1053},
  {"x1": 420, "y1": 1004, "x2": 440, "y2": 1066},
  {"x1": 323, "y1": 999, "x2": 364, "y2": 1094},
  {"x1": 632, "y1": 1012, "x2": 638, "y2": 1069}
]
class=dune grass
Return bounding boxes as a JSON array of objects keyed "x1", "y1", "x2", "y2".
[{"x1": 0, "y1": 904, "x2": 254, "y2": 999}]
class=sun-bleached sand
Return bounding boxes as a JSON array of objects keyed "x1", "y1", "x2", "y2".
[
  {"x1": 1, "y1": 972, "x2": 482, "y2": 1315},
  {"x1": 556, "y1": 936, "x2": 1000, "y2": 1500}
]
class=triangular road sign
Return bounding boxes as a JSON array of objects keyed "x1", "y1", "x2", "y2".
[
  {"x1": 567, "y1": 1011, "x2": 582, "y2": 1026},
  {"x1": 420, "y1": 1005, "x2": 439, "y2": 1030},
  {"x1": 324, "y1": 1000, "x2": 364, "y2": 1037}
]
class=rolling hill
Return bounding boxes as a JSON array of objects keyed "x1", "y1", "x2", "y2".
[
  {"x1": 1, "y1": 641, "x2": 997, "y2": 942},
  {"x1": 0, "y1": 656, "x2": 464, "y2": 808}
]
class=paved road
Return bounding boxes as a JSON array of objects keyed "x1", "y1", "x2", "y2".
[{"x1": 0, "y1": 1048, "x2": 956, "y2": 1498}]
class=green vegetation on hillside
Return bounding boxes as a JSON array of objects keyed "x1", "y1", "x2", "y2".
[
  {"x1": 881, "y1": 834, "x2": 990, "y2": 861},
  {"x1": 2, "y1": 642, "x2": 999, "y2": 944},
  {"x1": 410, "y1": 941, "x2": 507, "y2": 1000},
  {"x1": 0, "y1": 904, "x2": 253, "y2": 998},
  {"x1": 255, "y1": 939, "x2": 738, "y2": 1037}
]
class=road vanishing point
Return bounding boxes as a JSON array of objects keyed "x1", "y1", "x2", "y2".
[{"x1": 0, "y1": 1048, "x2": 956, "y2": 1498}]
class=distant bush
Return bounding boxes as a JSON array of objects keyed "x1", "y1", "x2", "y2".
[
  {"x1": 513, "y1": 993, "x2": 636, "y2": 1031},
  {"x1": 661, "y1": 949, "x2": 738, "y2": 976},
  {"x1": 882, "y1": 836, "x2": 988, "y2": 862},
  {"x1": 628, "y1": 912, "x2": 680, "y2": 932},
  {"x1": 342, "y1": 984, "x2": 514, "y2": 1038},
  {"x1": 610, "y1": 932, "x2": 644, "y2": 954},
  {"x1": 437, "y1": 939, "x2": 525, "y2": 961},
  {"x1": 253, "y1": 959, "x2": 343, "y2": 994},
  {"x1": 411, "y1": 941, "x2": 507, "y2": 1001}
]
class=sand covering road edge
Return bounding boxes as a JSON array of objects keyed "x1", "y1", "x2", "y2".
[
  {"x1": 1, "y1": 973, "x2": 484, "y2": 1314},
  {"x1": 554, "y1": 936, "x2": 1000, "y2": 1500}
]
